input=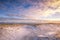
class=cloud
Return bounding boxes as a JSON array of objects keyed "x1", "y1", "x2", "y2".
[{"x1": 0, "y1": 0, "x2": 60, "y2": 22}]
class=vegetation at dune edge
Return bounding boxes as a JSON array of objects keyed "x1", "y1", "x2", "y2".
[{"x1": 0, "y1": 24, "x2": 24, "y2": 27}]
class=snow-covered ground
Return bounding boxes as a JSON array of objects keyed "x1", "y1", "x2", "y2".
[{"x1": 0, "y1": 24, "x2": 60, "y2": 40}]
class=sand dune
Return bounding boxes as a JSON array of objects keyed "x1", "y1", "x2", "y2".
[{"x1": 0, "y1": 23, "x2": 60, "y2": 40}]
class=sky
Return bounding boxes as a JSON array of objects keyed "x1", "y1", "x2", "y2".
[{"x1": 0, "y1": 0, "x2": 60, "y2": 22}]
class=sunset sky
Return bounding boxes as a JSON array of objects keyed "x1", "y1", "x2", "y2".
[{"x1": 0, "y1": 0, "x2": 60, "y2": 22}]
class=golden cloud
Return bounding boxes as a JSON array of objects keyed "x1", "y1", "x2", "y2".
[{"x1": 24, "y1": 0, "x2": 60, "y2": 20}]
